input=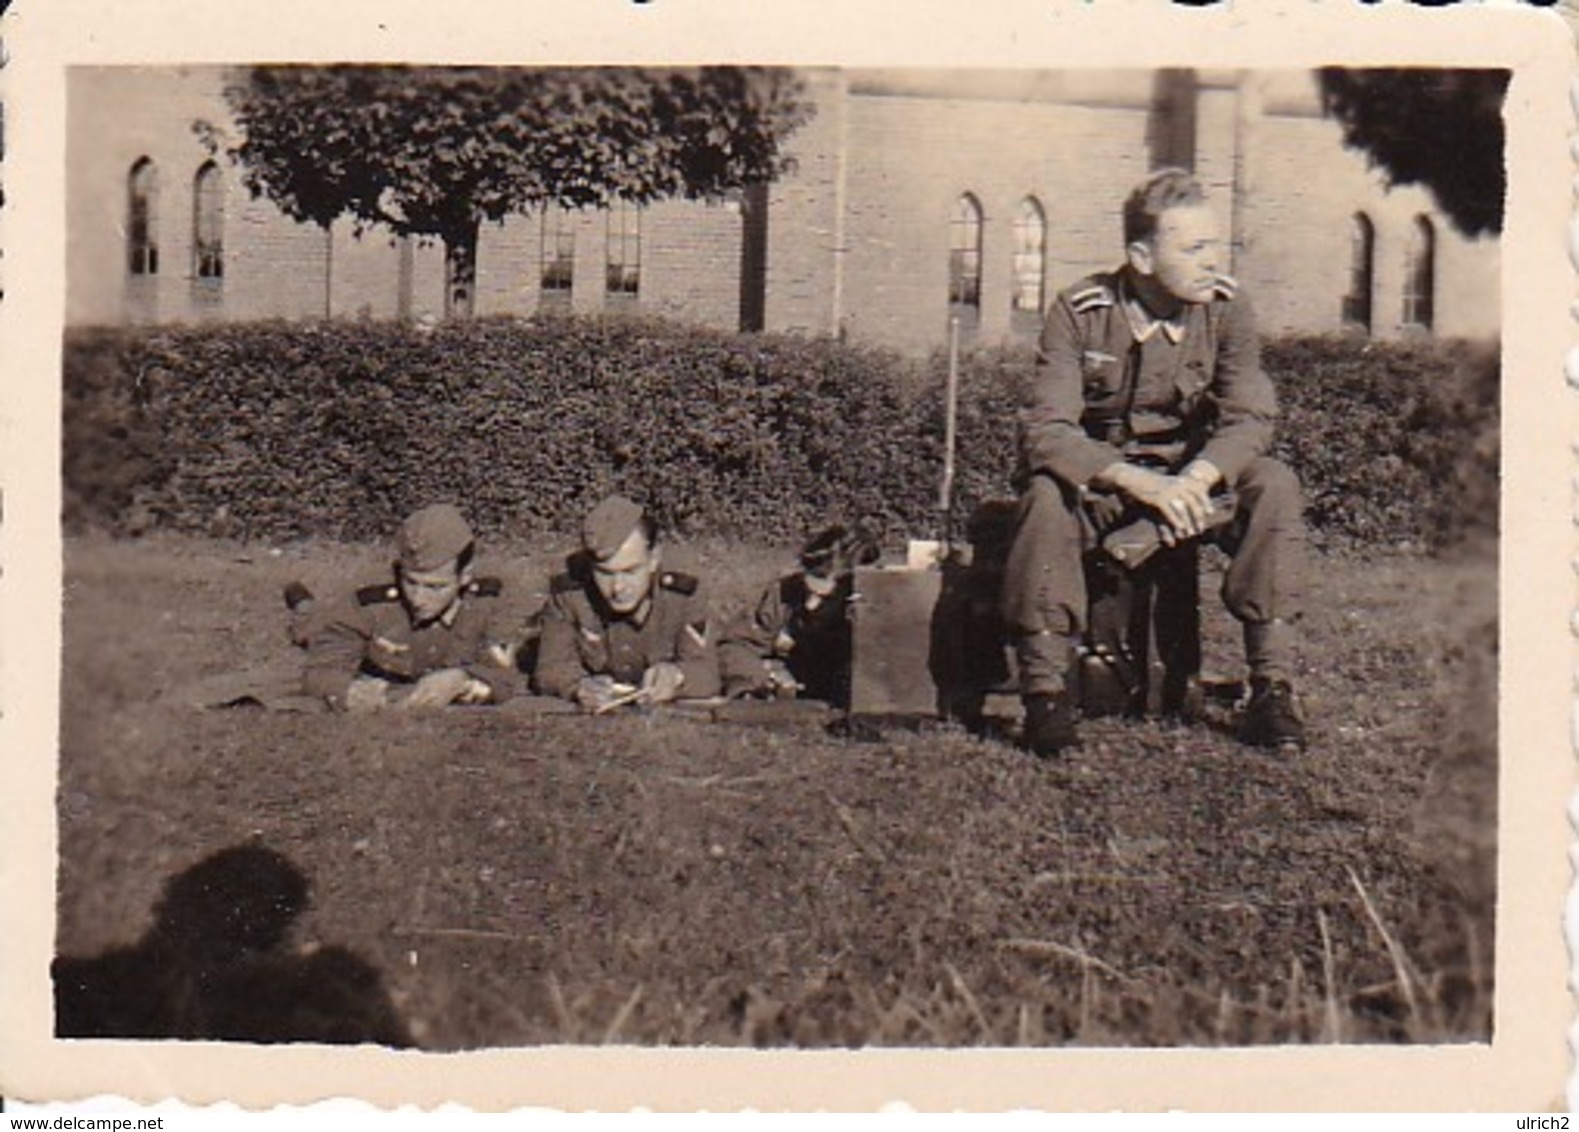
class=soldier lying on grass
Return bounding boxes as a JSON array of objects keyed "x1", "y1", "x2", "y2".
[
  {"x1": 297, "y1": 503, "x2": 526, "y2": 712},
  {"x1": 718, "y1": 522, "x2": 879, "y2": 707},
  {"x1": 533, "y1": 494, "x2": 721, "y2": 712}
]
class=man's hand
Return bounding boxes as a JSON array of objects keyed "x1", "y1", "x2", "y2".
[
  {"x1": 343, "y1": 676, "x2": 392, "y2": 713},
  {"x1": 640, "y1": 661, "x2": 687, "y2": 705},
  {"x1": 400, "y1": 667, "x2": 475, "y2": 710},
  {"x1": 575, "y1": 674, "x2": 639, "y2": 713},
  {"x1": 1101, "y1": 463, "x2": 1216, "y2": 544},
  {"x1": 763, "y1": 659, "x2": 802, "y2": 698}
]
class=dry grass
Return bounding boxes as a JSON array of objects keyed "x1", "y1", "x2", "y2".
[{"x1": 54, "y1": 533, "x2": 1496, "y2": 1049}]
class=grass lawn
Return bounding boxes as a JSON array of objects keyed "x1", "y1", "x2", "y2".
[{"x1": 54, "y1": 532, "x2": 1496, "y2": 1048}]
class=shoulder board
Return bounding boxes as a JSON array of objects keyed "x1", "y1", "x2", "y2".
[
  {"x1": 1066, "y1": 283, "x2": 1116, "y2": 314},
  {"x1": 660, "y1": 571, "x2": 699, "y2": 596},
  {"x1": 549, "y1": 571, "x2": 583, "y2": 596},
  {"x1": 1211, "y1": 273, "x2": 1239, "y2": 301},
  {"x1": 356, "y1": 584, "x2": 400, "y2": 607},
  {"x1": 466, "y1": 576, "x2": 503, "y2": 598}
]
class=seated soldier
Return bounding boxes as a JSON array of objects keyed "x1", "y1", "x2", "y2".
[
  {"x1": 300, "y1": 503, "x2": 525, "y2": 712},
  {"x1": 1002, "y1": 168, "x2": 1308, "y2": 757},
  {"x1": 533, "y1": 494, "x2": 720, "y2": 712},
  {"x1": 718, "y1": 523, "x2": 879, "y2": 706}
]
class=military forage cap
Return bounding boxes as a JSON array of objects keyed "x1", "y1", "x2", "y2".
[
  {"x1": 397, "y1": 503, "x2": 475, "y2": 572},
  {"x1": 800, "y1": 523, "x2": 881, "y2": 577},
  {"x1": 582, "y1": 494, "x2": 646, "y2": 560}
]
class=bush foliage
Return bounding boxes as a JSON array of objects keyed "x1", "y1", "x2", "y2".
[
  {"x1": 63, "y1": 317, "x2": 1496, "y2": 552},
  {"x1": 1267, "y1": 334, "x2": 1499, "y2": 551}
]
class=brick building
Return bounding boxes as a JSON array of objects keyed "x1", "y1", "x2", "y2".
[{"x1": 65, "y1": 66, "x2": 1501, "y2": 349}]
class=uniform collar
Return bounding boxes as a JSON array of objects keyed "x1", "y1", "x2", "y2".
[
  {"x1": 614, "y1": 590, "x2": 654, "y2": 629},
  {"x1": 1119, "y1": 274, "x2": 1186, "y2": 345}
]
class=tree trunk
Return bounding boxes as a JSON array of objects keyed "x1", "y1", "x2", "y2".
[{"x1": 443, "y1": 221, "x2": 481, "y2": 319}]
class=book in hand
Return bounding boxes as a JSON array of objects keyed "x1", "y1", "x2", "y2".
[{"x1": 1101, "y1": 492, "x2": 1238, "y2": 570}]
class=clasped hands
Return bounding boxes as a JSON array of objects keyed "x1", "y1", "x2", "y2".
[{"x1": 1099, "y1": 460, "x2": 1221, "y2": 547}]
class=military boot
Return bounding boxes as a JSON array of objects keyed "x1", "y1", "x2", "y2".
[
  {"x1": 1022, "y1": 691, "x2": 1080, "y2": 758},
  {"x1": 1242, "y1": 677, "x2": 1306, "y2": 752}
]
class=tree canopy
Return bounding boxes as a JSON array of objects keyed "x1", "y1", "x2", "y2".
[
  {"x1": 213, "y1": 66, "x2": 813, "y2": 315},
  {"x1": 1317, "y1": 68, "x2": 1509, "y2": 238}
]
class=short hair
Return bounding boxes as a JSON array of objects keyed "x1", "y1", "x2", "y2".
[{"x1": 1123, "y1": 168, "x2": 1207, "y2": 246}]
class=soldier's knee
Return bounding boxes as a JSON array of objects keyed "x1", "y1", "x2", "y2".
[
  {"x1": 1246, "y1": 456, "x2": 1299, "y2": 490},
  {"x1": 1240, "y1": 457, "x2": 1302, "y2": 510},
  {"x1": 1018, "y1": 473, "x2": 1064, "y2": 517}
]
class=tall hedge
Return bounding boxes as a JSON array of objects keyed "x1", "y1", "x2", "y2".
[
  {"x1": 1267, "y1": 334, "x2": 1499, "y2": 551},
  {"x1": 64, "y1": 318, "x2": 963, "y2": 544},
  {"x1": 63, "y1": 316, "x2": 1495, "y2": 553}
]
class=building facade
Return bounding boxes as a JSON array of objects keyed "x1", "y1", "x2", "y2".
[{"x1": 66, "y1": 66, "x2": 1501, "y2": 349}]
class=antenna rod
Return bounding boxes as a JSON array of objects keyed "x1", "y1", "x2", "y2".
[{"x1": 939, "y1": 315, "x2": 961, "y2": 551}]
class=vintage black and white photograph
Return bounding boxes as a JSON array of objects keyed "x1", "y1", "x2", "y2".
[{"x1": 5, "y1": 0, "x2": 1574, "y2": 1114}]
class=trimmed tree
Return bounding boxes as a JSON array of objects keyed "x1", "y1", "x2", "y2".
[
  {"x1": 1317, "y1": 67, "x2": 1509, "y2": 238},
  {"x1": 209, "y1": 65, "x2": 812, "y2": 316}
]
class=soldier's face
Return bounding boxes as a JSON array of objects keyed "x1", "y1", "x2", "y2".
[
  {"x1": 400, "y1": 558, "x2": 465, "y2": 624},
  {"x1": 1129, "y1": 204, "x2": 1221, "y2": 305},
  {"x1": 594, "y1": 528, "x2": 660, "y2": 617}
]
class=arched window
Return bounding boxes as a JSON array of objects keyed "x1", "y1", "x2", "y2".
[
  {"x1": 1402, "y1": 215, "x2": 1435, "y2": 330},
  {"x1": 192, "y1": 161, "x2": 225, "y2": 281},
  {"x1": 127, "y1": 158, "x2": 159, "y2": 276},
  {"x1": 605, "y1": 200, "x2": 641, "y2": 302},
  {"x1": 1342, "y1": 212, "x2": 1374, "y2": 332},
  {"x1": 540, "y1": 207, "x2": 575, "y2": 299},
  {"x1": 948, "y1": 194, "x2": 983, "y2": 316},
  {"x1": 1011, "y1": 197, "x2": 1047, "y2": 318}
]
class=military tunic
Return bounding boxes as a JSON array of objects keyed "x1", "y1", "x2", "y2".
[
  {"x1": 719, "y1": 573, "x2": 856, "y2": 705},
  {"x1": 301, "y1": 577, "x2": 525, "y2": 709},
  {"x1": 533, "y1": 569, "x2": 721, "y2": 700},
  {"x1": 1001, "y1": 268, "x2": 1306, "y2": 693}
]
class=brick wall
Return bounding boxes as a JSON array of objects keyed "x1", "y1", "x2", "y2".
[
  {"x1": 66, "y1": 66, "x2": 1500, "y2": 347},
  {"x1": 1240, "y1": 81, "x2": 1500, "y2": 341},
  {"x1": 68, "y1": 67, "x2": 746, "y2": 331},
  {"x1": 637, "y1": 198, "x2": 744, "y2": 329},
  {"x1": 763, "y1": 68, "x2": 847, "y2": 338},
  {"x1": 471, "y1": 200, "x2": 744, "y2": 328},
  {"x1": 68, "y1": 67, "x2": 335, "y2": 326},
  {"x1": 825, "y1": 89, "x2": 1153, "y2": 354}
]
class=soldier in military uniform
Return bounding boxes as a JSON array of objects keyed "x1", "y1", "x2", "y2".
[
  {"x1": 533, "y1": 495, "x2": 721, "y2": 711},
  {"x1": 718, "y1": 523, "x2": 880, "y2": 706},
  {"x1": 301, "y1": 503, "x2": 526, "y2": 712},
  {"x1": 1001, "y1": 168, "x2": 1307, "y2": 756}
]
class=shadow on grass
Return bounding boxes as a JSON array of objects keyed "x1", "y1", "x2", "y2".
[{"x1": 53, "y1": 842, "x2": 415, "y2": 1047}]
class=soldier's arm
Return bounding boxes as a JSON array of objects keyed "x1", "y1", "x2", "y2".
[
  {"x1": 532, "y1": 587, "x2": 591, "y2": 700},
  {"x1": 670, "y1": 590, "x2": 722, "y2": 699},
  {"x1": 456, "y1": 580, "x2": 537, "y2": 704},
  {"x1": 718, "y1": 582, "x2": 788, "y2": 695},
  {"x1": 301, "y1": 598, "x2": 375, "y2": 708},
  {"x1": 462, "y1": 661, "x2": 522, "y2": 704},
  {"x1": 1020, "y1": 296, "x2": 1129, "y2": 488},
  {"x1": 1197, "y1": 292, "x2": 1277, "y2": 484}
]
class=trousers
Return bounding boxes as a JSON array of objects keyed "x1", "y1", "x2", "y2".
[{"x1": 1000, "y1": 456, "x2": 1306, "y2": 695}]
